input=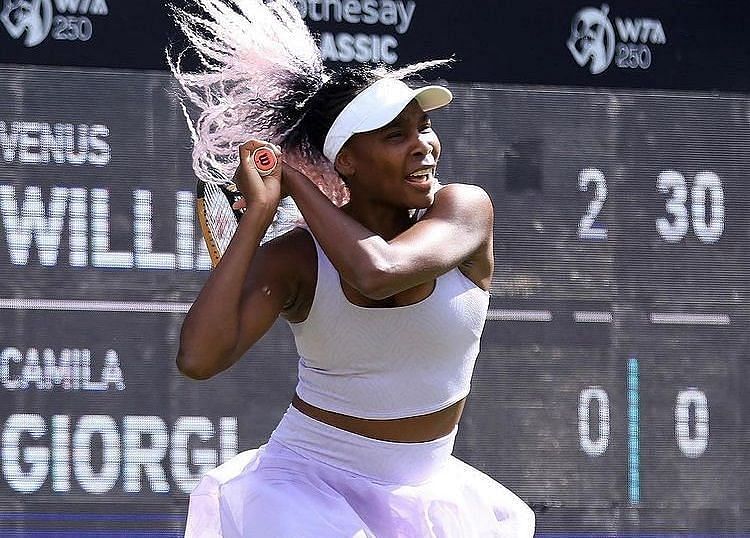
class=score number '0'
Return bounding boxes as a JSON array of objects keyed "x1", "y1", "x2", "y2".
[
  {"x1": 578, "y1": 169, "x2": 725, "y2": 243},
  {"x1": 579, "y1": 387, "x2": 709, "y2": 458}
]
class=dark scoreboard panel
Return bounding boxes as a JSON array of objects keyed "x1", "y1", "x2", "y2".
[
  {"x1": 0, "y1": 65, "x2": 748, "y2": 535},
  {"x1": 436, "y1": 86, "x2": 750, "y2": 533},
  {"x1": 1, "y1": 1, "x2": 748, "y2": 94}
]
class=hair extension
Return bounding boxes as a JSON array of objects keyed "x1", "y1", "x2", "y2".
[{"x1": 168, "y1": 0, "x2": 453, "y2": 208}]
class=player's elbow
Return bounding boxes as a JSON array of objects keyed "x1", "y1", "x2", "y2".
[
  {"x1": 353, "y1": 262, "x2": 398, "y2": 300},
  {"x1": 176, "y1": 329, "x2": 231, "y2": 380},
  {"x1": 176, "y1": 316, "x2": 240, "y2": 379},
  {"x1": 176, "y1": 349, "x2": 217, "y2": 380}
]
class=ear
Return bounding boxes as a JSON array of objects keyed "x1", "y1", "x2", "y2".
[{"x1": 334, "y1": 148, "x2": 356, "y2": 178}]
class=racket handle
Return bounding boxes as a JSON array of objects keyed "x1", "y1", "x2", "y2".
[{"x1": 252, "y1": 146, "x2": 278, "y2": 177}]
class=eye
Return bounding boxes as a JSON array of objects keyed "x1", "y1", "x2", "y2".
[
  {"x1": 385, "y1": 130, "x2": 403, "y2": 140},
  {"x1": 419, "y1": 116, "x2": 433, "y2": 132}
]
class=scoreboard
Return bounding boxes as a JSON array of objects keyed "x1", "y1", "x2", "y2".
[
  {"x1": 437, "y1": 86, "x2": 749, "y2": 533},
  {"x1": 0, "y1": 65, "x2": 748, "y2": 535}
]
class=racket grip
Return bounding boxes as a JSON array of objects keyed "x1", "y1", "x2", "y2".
[{"x1": 252, "y1": 146, "x2": 278, "y2": 177}]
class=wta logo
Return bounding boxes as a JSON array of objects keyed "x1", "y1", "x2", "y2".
[
  {"x1": 1, "y1": 0, "x2": 53, "y2": 47},
  {"x1": 567, "y1": 4, "x2": 667, "y2": 74},
  {"x1": 1, "y1": 0, "x2": 108, "y2": 47},
  {"x1": 567, "y1": 5, "x2": 615, "y2": 75}
]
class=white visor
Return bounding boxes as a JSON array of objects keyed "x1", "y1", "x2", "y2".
[{"x1": 322, "y1": 78, "x2": 453, "y2": 163}]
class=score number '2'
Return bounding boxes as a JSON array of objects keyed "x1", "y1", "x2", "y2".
[{"x1": 577, "y1": 169, "x2": 725, "y2": 243}]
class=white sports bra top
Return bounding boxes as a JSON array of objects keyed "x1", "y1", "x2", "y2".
[{"x1": 288, "y1": 230, "x2": 490, "y2": 420}]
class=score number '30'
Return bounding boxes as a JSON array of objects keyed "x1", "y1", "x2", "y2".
[{"x1": 578, "y1": 169, "x2": 725, "y2": 243}]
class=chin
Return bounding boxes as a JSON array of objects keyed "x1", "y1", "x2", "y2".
[
  {"x1": 399, "y1": 180, "x2": 438, "y2": 210},
  {"x1": 410, "y1": 192, "x2": 435, "y2": 210}
]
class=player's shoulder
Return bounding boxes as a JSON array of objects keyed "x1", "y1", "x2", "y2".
[
  {"x1": 264, "y1": 226, "x2": 317, "y2": 320},
  {"x1": 434, "y1": 182, "x2": 492, "y2": 205},
  {"x1": 271, "y1": 225, "x2": 315, "y2": 246},
  {"x1": 431, "y1": 183, "x2": 494, "y2": 220},
  {"x1": 257, "y1": 225, "x2": 316, "y2": 274}
]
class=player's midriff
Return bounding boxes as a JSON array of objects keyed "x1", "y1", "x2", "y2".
[{"x1": 292, "y1": 394, "x2": 466, "y2": 443}]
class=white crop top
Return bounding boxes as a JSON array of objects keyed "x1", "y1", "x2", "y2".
[{"x1": 288, "y1": 231, "x2": 490, "y2": 420}]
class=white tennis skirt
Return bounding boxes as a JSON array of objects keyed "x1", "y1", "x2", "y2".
[{"x1": 185, "y1": 406, "x2": 535, "y2": 537}]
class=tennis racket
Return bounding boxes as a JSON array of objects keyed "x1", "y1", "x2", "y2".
[{"x1": 196, "y1": 146, "x2": 300, "y2": 267}]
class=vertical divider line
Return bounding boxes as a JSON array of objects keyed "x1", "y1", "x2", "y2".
[{"x1": 627, "y1": 357, "x2": 641, "y2": 504}]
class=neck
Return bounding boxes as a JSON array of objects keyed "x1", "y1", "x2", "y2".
[{"x1": 343, "y1": 197, "x2": 415, "y2": 240}]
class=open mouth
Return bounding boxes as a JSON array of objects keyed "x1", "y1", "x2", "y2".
[{"x1": 405, "y1": 167, "x2": 434, "y2": 183}]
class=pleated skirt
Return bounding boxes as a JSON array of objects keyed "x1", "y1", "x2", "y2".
[{"x1": 185, "y1": 406, "x2": 535, "y2": 537}]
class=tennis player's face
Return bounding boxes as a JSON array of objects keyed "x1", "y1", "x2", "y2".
[{"x1": 341, "y1": 100, "x2": 442, "y2": 209}]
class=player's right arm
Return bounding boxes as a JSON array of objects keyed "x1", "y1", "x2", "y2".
[{"x1": 176, "y1": 141, "x2": 295, "y2": 379}]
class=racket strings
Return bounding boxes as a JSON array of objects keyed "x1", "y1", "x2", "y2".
[
  {"x1": 204, "y1": 182, "x2": 237, "y2": 254},
  {"x1": 200, "y1": 181, "x2": 303, "y2": 266}
]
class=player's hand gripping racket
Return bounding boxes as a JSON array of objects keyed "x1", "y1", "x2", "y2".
[{"x1": 196, "y1": 146, "x2": 295, "y2": 268}]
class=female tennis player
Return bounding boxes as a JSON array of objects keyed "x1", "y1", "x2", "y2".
[{"x1": 171, "y1": 1, "x2": 535, "y2": 536}]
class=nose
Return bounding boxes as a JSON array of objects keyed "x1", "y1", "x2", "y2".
[{"x1": 413, "y1": 133, "x2": 433, "y2": 156}]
